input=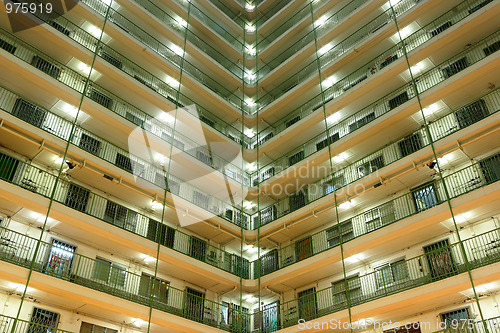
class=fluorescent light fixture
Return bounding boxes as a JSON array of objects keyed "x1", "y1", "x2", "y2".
[
  {"x1": 100, "y1": 0, "x2": 112, "y2": 5},
  {"x1": 171, "y1": 44, "x2": 184, "y2": 56},
  {"x1": 158, "y1": 112, "x2": 175, "y2": 124},
  {"x1": 54, "y1": 157, "x2": 65, "y2": 165},
  {"x1": 132, "y1": 319, "x2": 148, "y2": 327},
  {"x1": 245, "y1": 71, "x2": 256, "y2": 81},
  {"x1": 247, "y1": 163, "x2": 257, "y2": 172},
  {"x1": 175, "y1": 17, "x2": 187, "y2": 28},
  {"x1": 315, "y1": 15, "x2": 327, "y2": 27},
  {"x1": 243, "y1": 201, "x2": 256, "y2": 210},
  {"x1": 87, "y1": 25, "x2": 102, "y2": 38},
  {"x1": 422, "y1": 103, "x2": 439, "y2": 116},
  {"x1": 152, "y1": 200, "x2": 163, "y2": 210},
  {"x1": 409, "y1": 60, "x2": 426, "y2": 75},
  {"x1": 144, "y1": 256, "x2": 156, "y2": 263},
  {"x1": 345, "y1": 254, "x2": 363, "y2": 263},
  {"x1": 244, "y1": 127, "x2": 255, "y2": 138},
  {"x1": 318, "y1": 44, "x2": 330, "y2": 55},
  {"x1": 245, "y1": 98, "x2": 256, "y2": 107},
  {"x1": 78, "y1": 62, "x2": 92, "y2": 75},
  {"x1": 244, "y1": 295, "x2": 257, "y2": 302},
  {"x1": 322, "y1": 75, "x2": 337, "y2": 88},
  {"x1": 246, "y1": 24, "x2": 255, "y2": 32},
  {"x1": 154, "y1": 153, "x2": 169, "y2": 164},
  {"x1": 326, "y1": 113, "x2": 340, "y2": 124},
  {"x1": 333, "y1": 152, "x2": 348, "y2": 163},
  {"x1": 245, "y1": 3, "x2": 255, "y2": 11},
  {"x1": 339, "y1": 200, "x2": 352, "y2": 210}
]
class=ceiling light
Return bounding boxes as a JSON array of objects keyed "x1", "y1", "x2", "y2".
[
  {"x1": 333, "y1": 152, "x2": 348, "y2": 163},
  {"x1": 322, "y1": 75, "x2": 337, "y2": 88},
  {"x1": 244, "y1": 128, "x2": 255, "y2": 138},
  {"x1": 247, "y1": 163, "x2": 257, "y2": 172},
  {"x1": 87, "y1": 25, "x2": 102, "y2": 38},
  {"x1": 345, "y1": 254, "x2": 363, "y2": 264},
  {"x1": 245, "y1": 3, "x2": 255, "y2": 11},
  {"x1": 339, "y1": 200, "x2": 352, "y2": 209},
  {"x1": 152, "y1": 200, "x2": 163, "y2": 210},
  {"x1": 78, "y1": 63, "x2": 92, "y2": 75},
  {"x1": 315, "y1": 15, "x2": 327, "y2": 27},
  {"x1": 166, "y1": 75, "x2": 180, "y2": 88},
  {"x1": 171, "y1": 44, "x2": 184, "y2": 56},
  {"x1": 144, "y1": 256, "x2": 156, "y2": 263},
  {"x1": 175, "y1": 17, "x2": 187, "y2": 28},
  {"x1": 246, "y1": 24, "x2": 255, "y2": 32}
]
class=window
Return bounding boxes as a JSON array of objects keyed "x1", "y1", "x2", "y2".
[
  {"x1": 185, "y1": 287, "x2": 205, "y2": 322},
  {"x1": 190, "y1": 237, "x2": 207, "y2": 261},
  {"x1": 65, "y1": 184, "x2": 90, "y2": 212},
  {"x1": 138, "y1": 272, "x2": 169, "y2": 304},
  {"x1": 411, "y1": 182, "x2": 439, "y2": 212},
  {"x1": 454, "y1": 99, "x2": 489, "y2": 129},
  {"x1": 79, "y1": 321, "x2": 118, "y2": 333},
  {"x1": 326, "y1": 220, "x2": 353, "y2": 248},
  {"x1": 79, "y1": 133, "x2": 101, "y2": 155},
  {"x1": 260, "y1": 205, "x2": 277, "y2": 226},
  {"x1": 479, "y1": 153, "x2": 500, "y2": 184},
  {"x1": 289, "y1": 190, "x2": 307, "y2": 211},
  {"x1": 349, "y1": 112, "x2": 375, "y2": 133},
  {"x1": 0, "y1": 152, "x2": 19, "y2": 182},
  {"x1": 92, "y1": 257, "x2": 127, "y2": 287},
  {"x1": 388, "y1": 91, "x2": 409, "y2": 110},
  {"x1": 398, "y1": 133, "x2": 422, "y2": 158},
  {"x1": 12, "y1": 98, "x2": 46, "y2": 128},
  {"x1": 442, "y1": 57, "x2": 468, "y2": 79},
  {"x1": 29, "y1": 307, "x2": 59, "y2": 333},
  {"x1": 296, "y1": 237, "x2": 312, "y2": 261},
  {"x1": 331, "y1": 275, "x2": 361, "y2": 308},
  {"x1": 375, "y1": 259, "x2": 408, "y2": 288},
  {"x1": 104, "y1": 201, "x2": 137, "y2": 232},
  {"x1": 365, "y1": 201, "x2": 395, "y2": 232}
]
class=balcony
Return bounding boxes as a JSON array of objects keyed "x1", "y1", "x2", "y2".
[
  {"x1": 252, "y1": 226, "x2": 500, "y2": 329},
  {"x1": 249, "y1": 153, "x2": 500, "y2": 278},
  {"x1": 0, "y1": 313, "x2": 73, "y2": 333},
  {"x1": 254, "y1": 0, "x2": 497, "y2": 146}
]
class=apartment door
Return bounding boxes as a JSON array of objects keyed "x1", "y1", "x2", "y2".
[
  {"x1": 296, "y1": 237, "x2": 312, "y2": 261},
  {"x1": 45, "y1": 240, "x2": 76, "y2": 277},
  {"x1": 424, "y1": 240, "x2": 456, "y2": 279},
  {"x1": 184, "y1": 287, "x2": 205, "y2": 322},
  {"x1": 297, "y1": 288, "x2": 317, "y2": 321}
]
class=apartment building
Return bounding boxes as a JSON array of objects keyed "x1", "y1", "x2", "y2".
[{"x1": 0, "y1": 0, "x2": 499, "y2": 332}]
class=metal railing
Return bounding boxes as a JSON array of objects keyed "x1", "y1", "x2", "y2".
[
  {"x1": 254, "y1": 0, "x2": 422, "y2": 109},
  {"x1": 252, "y1": 226, "x2": 500, "y2": 329},
  {"x1": 0, "y1": 153, "x2": 247, "y2": 275},
  {"x1": 249, "y1": 153, "x2": 500, "y2": 277},
  {"x1": 256, "y1": 1, "x2": 497, "y2": 162},
  {"x1": 25, "y1": 0, "x2": 250, "y2": 119},
  {"x1": 0, "y1": 26, "x2": 252, "y2": 177},
  {"x1": 0, "y1": 225, "x2": 250, "y2": 332},
  {"x1": 254, "y1": 0, "x2": 495, "y2": 146},
  {"x1": 0, "y1": 313, "x2": 74, "y2": 333},
  {"x1": 249, "y1": 86, "x2": 500, "y2": 229}
]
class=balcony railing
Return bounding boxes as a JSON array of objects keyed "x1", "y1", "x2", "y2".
[
  {"x1": 0, "y1": 153, "x2": 249, "y2": 275},
  {"x1": 0, "y1": 313, "x2": 73, "y2": 333},
  {"x1": 0, "y1": 85, "x2": 249, "y2": 187},
  {"x1": 0, "y1": 26, "x2": 249, "y2": 174},
  {"x1": 252, "y1": 226, "x2": 500, "y2": 330},
  {"x1": 252, "y1": 3, "x2": 499, "y2": 162},
  {"x1": 249, "y1": 152, "x2": 500, "y2": 277},
  {"x1": 27, "y1": 1, "x2": 250, "y2": 120},
  {"x1": 0, "y1": 225, "x2": 250, "y2": 332},
  {"x1": 256, "y1": 0, "x2": 368, "y2": 79},
  {"x1": 249, "y1": 32, "x2": 500, "y2": 223},
  {"x1": 206, "y1": 0, "x2": 245, "y2": 28},
  {"x1": 431, "y1": 316, "x2": 500, "y2": 333},
  {"x1": 2, "y1": 220, "x2": 496, "y2": 332},
  {"x1": 254, "y1": 0, "x2": 422, "y2": 109},
  {"x1": 254, "y1": 0, "x2": 495, "y2": 146}
]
